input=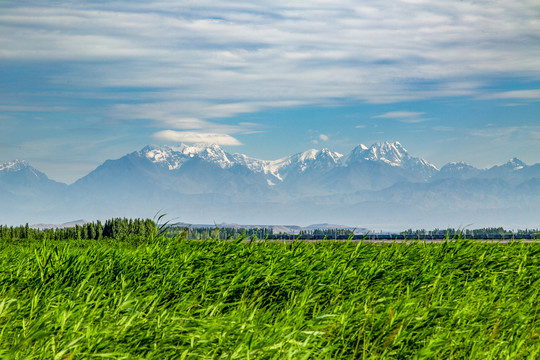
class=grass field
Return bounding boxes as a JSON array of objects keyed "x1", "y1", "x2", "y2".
[{"x1": 0, "y1": 236, "x2": 539, "y2": 359}]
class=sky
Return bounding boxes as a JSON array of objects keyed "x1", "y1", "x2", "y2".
[{"x1": 1, "y1": 0, "x2": 539, "y2": 184}]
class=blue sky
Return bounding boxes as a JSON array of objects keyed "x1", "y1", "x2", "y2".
[{"x1": 1, "y1": 0, "x2": 539, "y2": 183}]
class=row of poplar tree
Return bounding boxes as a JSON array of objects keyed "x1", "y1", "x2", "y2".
[
  {"x1": 0, "y1": 218, "x2": 157, "y2": 240},
  {"x1": 166, "y1": 226, "x2": 275, "y2": 240}
]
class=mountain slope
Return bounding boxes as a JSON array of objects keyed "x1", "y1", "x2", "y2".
[
  {"x1": 481, "y1": 158, "x2": 540, "y2": 184},
  {"x1": 0, "y1": 160, "x2": 67, "y2": 196},
  {"x1": 432, "y1": 162, "x2": 482, "y2": 181},
  {"x1": 267, "y1": 148, "x2": 344, "y2": 195},
  {"x1": 0, "y1": 160, "x2": 69, "y2": 224}
]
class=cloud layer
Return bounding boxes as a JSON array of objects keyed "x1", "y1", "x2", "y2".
[
  {"x1": 1, "y1": 0, "x2": 539, "y2": 142},
  {"x1": 152, "y1": 130, "x2": 242, "y2": 145},
  {"x1": 374, "y1": 111, "x2": 429, "y2": 123},
  {"x1": 0, "y1": 0, "x2": 540, "y2": 115}
]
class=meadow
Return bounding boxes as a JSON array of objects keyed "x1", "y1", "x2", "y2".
[{"x1": 0, "y1": 235, "x2": 538, "y2": 359}]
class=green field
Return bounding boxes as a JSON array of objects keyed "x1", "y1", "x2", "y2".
[{"x1": 0, "y1": 236, "x2": 539, "y2": 359}]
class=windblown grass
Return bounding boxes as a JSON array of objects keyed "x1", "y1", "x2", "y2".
[{"x1": 0, "y1": 237, "x2": 538, "y2": 359}]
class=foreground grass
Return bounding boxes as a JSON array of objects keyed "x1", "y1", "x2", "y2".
[{"x1": 0, "y1": 237, "x2": 539, "y2": 359}]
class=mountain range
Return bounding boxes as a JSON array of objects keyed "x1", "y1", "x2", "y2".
[{"x1": 1, "y1": 141, "x2": 539, "y2": 230}]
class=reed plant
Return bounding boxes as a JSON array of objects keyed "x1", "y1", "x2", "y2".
[{"x1": 0, "y1": 236, "x2": 538, "y2": 359}]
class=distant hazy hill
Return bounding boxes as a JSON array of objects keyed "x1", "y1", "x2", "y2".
[{"x1": 31, "y1": 219, "x2": 89, "y2": 230}]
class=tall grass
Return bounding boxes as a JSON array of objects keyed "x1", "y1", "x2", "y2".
[{"x1": 0, "y1": 237, "x2": 538, "y2": 358}]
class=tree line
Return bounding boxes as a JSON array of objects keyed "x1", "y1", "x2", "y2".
[
  {"x1": 0, "y1": 218, "x2": 157, "y2": 240},
  {"x1": 401, "y1": 227, "x2": 540, "y2": 237},
  {"x1": 166, "y1": 226, "x2": 275, "y2": 240}
]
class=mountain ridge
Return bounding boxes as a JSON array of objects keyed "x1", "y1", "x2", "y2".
[
  {"x1": 2, "y1": 142, "x2": 536, "y2": 185},
  {"x1": 1, "y1": 141, "x2": 539, "y2": 229}
]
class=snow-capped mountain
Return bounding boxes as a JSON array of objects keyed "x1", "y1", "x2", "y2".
[
  {"x1": 346, "y1": 141, "x2": 407, "y2": 165},
  {"x1": 345, "y1": 141, "x2": 438, "y2": 181},
  {"x1": 464, "y1": 158, "x2": 540, "y2": 184},
  {"x1": 136, "y1": 144, "x2": 346, "y2": 186},
  {"x1": 0, "y1": 160, "x2": 67, "y2": 224},
  {"x1": 483, "y1": 158, "x2": 529, "y2": 182},
  {"x1": 346, "y1": 141, "x2": 430, "y2": 167},
  {"x1": 269, "y1": 148, "x2": 343, "y2": 182},
  {"x1": 142, "y1": 143, "x2": 288, "y2": 187},
  {"x1": 0, "y1": 160, "x2": 66, "y2": 195},
  {"x1": 93, "y1": 142, "x2": 435, "y2": 189},
  {"x1": 259, "y1": 148, "x2": 344, "y2": 195},
  {"x1": 72, "y1": 144, "x2": 275, "y2": 199},
  {"x1": 276, "y1": 148, "x2": 343, "y2": 172},
  {"x1": 433, "y1": 161, "x2": 482, "y2": 180},
  {"x1": 142, "y1": 143, "x2": 235, "y2": 170},
  {"x1": 2, "y1": 142, "x2": 540, "y2": 229},
  {"x1": 0, "y1": 160, "x2": 47, "y2": 179},
  {"x1": 501, "y1": 157, "x2": 526, "y2": 170},
  {"x1": 0, "y1": 160, "x2": 30, "y2": 172}
]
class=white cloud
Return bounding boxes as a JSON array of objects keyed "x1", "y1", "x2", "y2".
[
  {"x1": 112, "y1": 100, "x2": 301, "y2": 131},
  {"x1": 478, "y1": 89, "x2": 540, "y2": 101},
  {"x1": 373, "y1": 111, "x2": 429, "y2": 123},
  {"x1": 374, "y1": 111, "x2": 425, "y2": 119},
  {"x1": 469, "y1": 126, "x2": 540, "y2": 142},
  {"x1": 0, "y1": 0, "x2": 539, "y2": 135},
  {"x1": 470, "y1": 127, "x2": 520, "y2": 138},
  {"x1": 3, "y1": 2, "x2": 539, "y2": 93},
  {"x1": 152, "y1": 130, "x2": 242, "y2": 145},
  {"x1": 319, "y1": 134, "x2": 329, "y2": 141}
]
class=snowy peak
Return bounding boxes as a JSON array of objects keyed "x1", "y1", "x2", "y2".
[
  {"x1": 139, "y1": 143, "x2": 281, "y2": 182},
  {"x1": 0, "y1": 159, "x2": 66, "y2": 196},
  {"x1": 0, "y1": 160, "x2": 48, "y2": 180},
  {"x1": 298, "y1": 149, "x2": 320, "y2": 162},
  {"x1": 271, "y1": 148, "x2": 343, "y2": 174},
  {"x1": 368, "y1": 141, "x2": 409, "y2": 165},
  {"x1": 296, "y1": 148, "x2": 343, "y2": 165},
  {"x1": 230, "y1": 153, "x2": 269, "y2": 172},
  {"x1": 503, "y1": 157, "x2": 526, "y2": 170},
  {"x1": 140, "y1": 143, "x2": 233, "y2": 170},
  {"x1": 346, "y1": 144, "x2": 368, "y2": 164},
  {"x1": 435, "y1": 161, "x2": 480, "y2": 180},
  {"x1": 173, "y1": 143, "x2": 229, "y2": 160},
  {"x1": 345, "y1": 141, "x2": 438, "y2": 180},
  {"x1": 347, "y1": 141, "x2": 410, "y2": 166},
  {"x1": 173, "y1": 143, "x2": 233, "y2": 168},
  {"x1": 447, "y1": 161, "x2": 469, "y2": 166},
  {"x1": 140, "y1": 145, "x2": 187, "y2": 170},
  {"x1": 0, "y1": 160, "x2": 31, "y2": 172},
  {"x1": 138, "y1": 141, "x2": 442, "y2": 182},
  {"x1": 441, "y1": 161, "x2": 476, "y2": 171}
]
